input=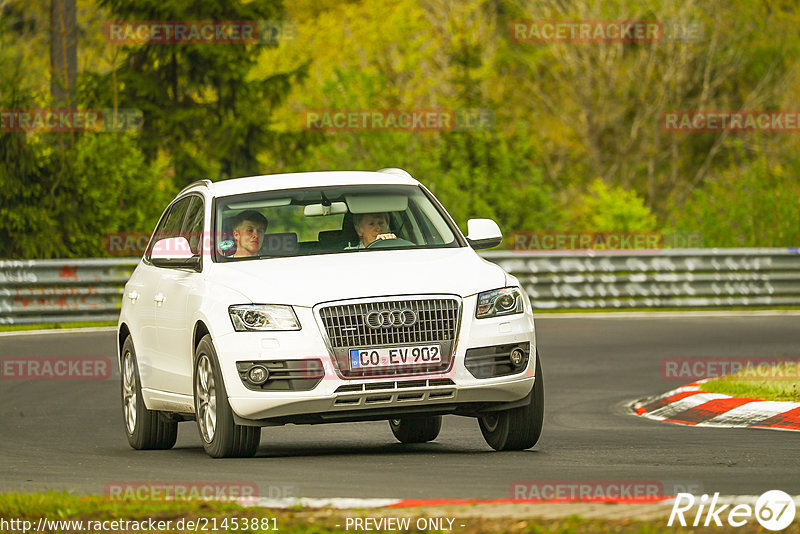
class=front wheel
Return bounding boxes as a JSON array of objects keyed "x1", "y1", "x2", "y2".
[
  {"x1": 479, "y1": 350, "x2": 544, "y2": 451},
  {"x1": 389, "y1": 415, "x2": 442, "y2": 443},
  {"x1": 194, "y1": 335, "x2": 260, "y2": 458},
  {"x1": 121, "y1": 336, "x2": 178, "y2": 450}
]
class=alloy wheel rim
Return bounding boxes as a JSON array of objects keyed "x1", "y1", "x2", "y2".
[
  {"x1": 482, "y1": 413, "x2": 499, "y2": 432},
  {"x1": 122, "y1": 351, "x2": 137, "y2": 434},
  {"x1": 196, "y1": 355, "x2": 217, "y2": 443}
]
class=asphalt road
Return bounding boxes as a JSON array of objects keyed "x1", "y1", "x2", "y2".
[{"x1": 0, "y1": 315, "x2": 798, "y2": 500}]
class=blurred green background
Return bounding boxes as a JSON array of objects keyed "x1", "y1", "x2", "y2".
[{"x1": 1, "y1": 0, "x2": 799, "y2": 258}]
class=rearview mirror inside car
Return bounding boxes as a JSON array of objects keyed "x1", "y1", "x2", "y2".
[{"x1": 303, "y1": 202, "x2": 348, "y2": 216}]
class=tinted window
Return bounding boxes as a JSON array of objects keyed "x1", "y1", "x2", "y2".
[
  {"x1": 146, "y1": 196, "x2": 192, "y2": 261},
  {"x1": 182, "y1": 196, "x2": 204, "y2": 255},
  {"x1": 161, "y1": 197, "x2": 192, "y2": 239}
]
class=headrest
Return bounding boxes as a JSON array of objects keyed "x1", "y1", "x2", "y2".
[{"x1": 260, "y1": 232, "x2": 299, "y2": 256}]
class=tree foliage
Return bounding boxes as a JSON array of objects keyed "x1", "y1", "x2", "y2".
[
  {"x1": 84, "y1": 0, "x2": 307, "y2": 184},
  {"x1": 676, "y1": 149, "x2": 800, "y2": 247},
  {"x1": 569, "y1": 179, "x2": 657, "y2": 232},
  {"x1": 1, "y1": 0, "x2": 799, "y2": 259},
  {"x1": 0, "y1": 5, "x2": 168, "y2": 258}
]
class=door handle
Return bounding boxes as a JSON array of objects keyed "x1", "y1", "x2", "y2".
[
  {"x1": 127, "y1": 291, "x2": 139, "y2": 302},
  {"x1": 154, "y1": 294, "x2": 166, "y2": 304}
]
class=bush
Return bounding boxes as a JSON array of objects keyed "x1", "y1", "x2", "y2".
[
  {"x1": 0, "y1": 131, "x2": 169, "y2": 259},
  {"x1": 566, "y1": 178, "x2": 657, "y2": 232},
  {"x1": 675, "y1": 154, "x2": 800, "y2": 247}
]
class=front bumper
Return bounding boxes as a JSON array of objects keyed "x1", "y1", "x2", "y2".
[{"x1": 217, "y1": 295, "x2": 537, "y2": 423}]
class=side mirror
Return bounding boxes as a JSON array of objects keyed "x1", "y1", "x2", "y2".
[
  {"x1": 466, "y1": 218, "x2": 503, "y2": 250},
  {"x1": 151, "y1": 236, "x2": 200, "y2": 270}
]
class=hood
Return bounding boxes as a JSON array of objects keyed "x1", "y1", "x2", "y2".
[{"x1": 210, "y1": 247, "x2": 506, "y2": 307}]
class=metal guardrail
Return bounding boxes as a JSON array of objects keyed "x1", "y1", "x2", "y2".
[
  {"x1": 483, "y1": 248, "x2": 800, "y2": 309},
  {"x1": 0, "y1": 259, "x2": 138, "y2": 325},
  {"x1": 1, "y1": 249, "x2": 799, "y2": 324}
]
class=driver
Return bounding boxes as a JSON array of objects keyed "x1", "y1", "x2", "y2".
[{"x1": 351, "y1": 212, "x2": 396, "y2": 248}]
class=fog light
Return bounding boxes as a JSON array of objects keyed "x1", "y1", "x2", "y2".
[
  {"x1": 509, "y1": 348, "x2": 525, "y2": 368},
  {"x1": 247, "y1": 365, "x2": 269, "y2": 384}
]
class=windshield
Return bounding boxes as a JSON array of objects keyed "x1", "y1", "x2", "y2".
[{"x1": 214, "y1": 185, "x2": 461, "y2": 260}]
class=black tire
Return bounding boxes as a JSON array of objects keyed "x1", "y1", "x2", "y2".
[
  {"x1": 120, "y1": 336, "x2": 178, "y2": 450},
  {"x1": 478, "y1": 350, "x2": 544, "y2": 451},
  {"x1": 194, "y1": 335, "x2": 260, "y2": 458},
  {"x1": 389, "y1": 415, "x2": 442, "y2": 443}
]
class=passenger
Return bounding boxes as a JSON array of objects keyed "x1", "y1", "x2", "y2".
[
  {"x1": 350, "y1": 212, "x2": 396, "y2": 249},
  {"x1": 231, "y1": 210, "x2": 268, "y2": 257}
]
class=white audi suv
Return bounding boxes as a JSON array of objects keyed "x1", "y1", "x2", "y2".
[{"x1": 118, "y1": 168, "x2": 543, "y2": 458}]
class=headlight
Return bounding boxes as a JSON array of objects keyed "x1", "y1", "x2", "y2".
[
  {"x1": 476, "y1": 287, "x2": 524, "y2": 319},
  {"x1": 228, "y1": 304, "x2": 300, "y2": 331}
]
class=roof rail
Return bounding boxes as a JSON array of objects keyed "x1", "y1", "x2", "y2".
[
  {"x1": 376, "y1": 168, "x2": 413, "y2": 179},
  {"x1": 177, "y1": 179, "x2": 212, "y2": 196}
]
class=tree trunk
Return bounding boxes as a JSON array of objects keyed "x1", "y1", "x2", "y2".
[{"x1": 50, "y1": 0, "x2": 77, "y2": 108}]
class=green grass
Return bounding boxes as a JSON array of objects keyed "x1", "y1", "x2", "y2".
[
  {"x1": 0, "y1": 491, "x2": 245, "y2": 520},
  {"x1": 703, "y1": 362, "x2": 800, "y2": 402},
  {"x1": 0, "y1": 321, "x2": 117, "y2": 332},
  {"x1": 0, "y1": 491, "x2": 758, "y2": 534}
]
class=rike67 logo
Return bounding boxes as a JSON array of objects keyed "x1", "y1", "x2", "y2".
[{"x1": 669, "y1": 490, "x2": 796, "y2": 531}]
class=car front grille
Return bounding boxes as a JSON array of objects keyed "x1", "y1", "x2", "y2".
[{"x1": 318, "y1": 297, "x2": 460, "y2": 378}]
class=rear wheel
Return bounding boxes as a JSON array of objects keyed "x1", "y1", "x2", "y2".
[
  {"x1": 194, "y1": 335, "x2": 260, "y2": 458},
  {"x1": 479, "y1": 351, "x2": 544, "y2": 451},
  {"x1": 389, "y1": 415, "x2": 442, "y2": 443},
  {"x1": 121, "y1": 336, "x2": 178, "y2": 450}
]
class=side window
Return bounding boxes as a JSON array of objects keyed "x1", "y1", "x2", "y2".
[
  {"x1": 182, "y1": 196, "x2": 204, "y2": 255},
  {"x1": 145, "y1": 196, "x2": 192, "y2": 261},
  {"x1": 160, "y1": 197, "x2": 192, "y2": 240}
]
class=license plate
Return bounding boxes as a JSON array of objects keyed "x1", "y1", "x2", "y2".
[{"x1": 349, "y1": 345, "x2": 441, "y2": 370}]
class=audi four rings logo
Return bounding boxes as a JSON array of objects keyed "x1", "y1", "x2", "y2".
[{"x1": 365, "y1": 309, "x2": 417, "y2": 328}]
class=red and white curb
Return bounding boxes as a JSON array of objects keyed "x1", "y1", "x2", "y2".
[{"x1": 632, "y1": 381, "x2": 800, "y2": 431}]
